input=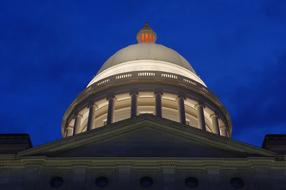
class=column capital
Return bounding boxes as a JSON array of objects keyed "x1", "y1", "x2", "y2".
[
  {"x1": 177, "y1": 93, "x2": 186, "y2": 99},
  {"x1": 88, "y1": 101, "x2": 97, "y2": 108},
  {"x1": 74, "y1": 111, "x2": 83, "y2": 118},
  {"x1": 106, "y1": 94, "x2": 115, "y2": 100},
  {"x1": 73, "y1": 108, "x2": 80, "y2": 117},
  {"x1": 220, "y1": 125, "x2": 227, "y2": 129},
  {"x1": 154, "y1": 89, "x2": 163, "y2": 95},
  {"x1": 129, "y1": 90, "x2": 138, "y2": 96},
  {"x1": 210, "y1": 112, "x2": 219, "y2": 119},
  {"x1": 194, "y1": 101, "x2": 205, "y2": 109}
]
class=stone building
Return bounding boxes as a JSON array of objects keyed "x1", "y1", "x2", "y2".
[{"x1": 0, "y1": 24, "x2": 285, "y2": 190}]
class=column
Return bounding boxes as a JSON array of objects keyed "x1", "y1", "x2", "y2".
[
  {"x1": 130, "y1": 91, "x2": 138, "y2": 118},
  {"x1": 155, "y1": 91, "x2": 162, "y2": 118},
  {"x1": 87, "y1": 102, "x2": 97, "y2": 131},
  {"x1": 107, "y1": 95, "x2": 114, "y2": 125},
  {"x1": 210, "y1": 113, "x2": 220, "y2": 135},
  {"x1": 225, "y1": 127, "x2": 230, "y2": 137},
  {"x1": 178, "y1": 95, "x2": 186, "y2": 125},
  {"x1": 225, "y1": 129, "x2": 229, "y2": 137},
  {"x1": 73, "y1": 112, "x2": 83, "y2": 135},
  {"x1": 195, "y1": 102, "x2": 206, "y2": 131}
]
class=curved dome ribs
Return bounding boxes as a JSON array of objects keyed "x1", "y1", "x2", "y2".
[{"x1": 62, "y1": 24, "x2": 232, "y2": 139}]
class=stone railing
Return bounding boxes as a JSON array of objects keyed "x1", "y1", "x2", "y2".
[{"x1": 90, "y1": 71, "x2": 208, "y2": 93}]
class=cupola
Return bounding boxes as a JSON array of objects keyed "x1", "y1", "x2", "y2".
[{"x1": 136, "y1": 23, "x2": 157, "y2": 43}]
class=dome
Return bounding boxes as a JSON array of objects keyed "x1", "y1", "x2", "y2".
[
  {"x1": 87, "y1": 23, "x2": 206, "y2": 87},
  {"x1": 88, "y1": 44, "x2": 205, "y2": 87},
  {"x1": 97, "y1": 43, "x2": 196, "y2": 74}
]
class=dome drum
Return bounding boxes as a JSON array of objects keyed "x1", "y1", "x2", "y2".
[{"x1": 62, "y1": 71, "x2": 231, "y2": 138}]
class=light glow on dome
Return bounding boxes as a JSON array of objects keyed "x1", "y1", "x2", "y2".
[{"x1": 87, "y1": 60, "x2": 206, "y2": 87}]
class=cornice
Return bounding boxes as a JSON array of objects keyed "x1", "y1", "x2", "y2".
[{"x1": 0, "y1": 157, "x2": 285, "y2": 169}]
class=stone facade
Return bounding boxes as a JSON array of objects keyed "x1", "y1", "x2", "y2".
[
  {"x1": 0, "y1": 158, "x2": 285, "y2": 190},
  {"x1": 0, "y1": 116, "x2": 285, "y2": 190}
]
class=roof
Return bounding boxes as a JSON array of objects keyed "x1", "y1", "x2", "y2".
[
  {"x1": 0, "y1": 134, "x2": 32, "y2": 154},
  {"x1": 19, "y1": 115, "x2": 275, "y2": 158},
  {"x1": 262, "y1": 134, "x2": 286, "y2": 154}
]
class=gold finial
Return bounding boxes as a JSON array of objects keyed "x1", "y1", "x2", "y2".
[{"x1": 136, "y1": 23, "x2": 157, "y2": 43}]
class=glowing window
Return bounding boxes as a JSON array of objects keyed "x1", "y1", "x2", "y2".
[
  {"x1": 137, "y1": 92, "x2": 155, "y2": 115},
  {"x1": 113, "y1": 93, "x2": 131, "y2": 122},
  {"x1": 162, "y1": 93, "x2": 179, "y2": 122}
]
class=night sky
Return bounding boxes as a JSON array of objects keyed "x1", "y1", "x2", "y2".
[{"x1": 1, "y1": 0, "x2": 286, "y2": 147}]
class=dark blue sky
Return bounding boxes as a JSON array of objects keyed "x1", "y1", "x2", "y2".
[{"x1": 1, "y1": 0, "x2": 286, "y2": 147}]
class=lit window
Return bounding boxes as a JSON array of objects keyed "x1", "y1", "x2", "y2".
[
  {"x1": 162, "y1": 93, "x2": 179, "y2": 122},
  {"x1": 113, "y1": 93, "x2": 131, "y2": 122},
  {"x1": 137, "y1": 92, "x2": 155, "y2": 115}
]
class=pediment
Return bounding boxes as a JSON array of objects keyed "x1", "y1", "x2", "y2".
[
  {"x1": 45, "y1": 127, "x2": 249, "y2": 157},
  {"x1": 19, "y1": 115, "x2": 275, "y2": 158}
]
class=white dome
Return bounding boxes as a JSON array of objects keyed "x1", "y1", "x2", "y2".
[
  {"x1": 97, "y1": 43, "x2": 195, "y2": 74},
  {"x1": 88, "y1": 43, "x2": 206, "y2": 87}
]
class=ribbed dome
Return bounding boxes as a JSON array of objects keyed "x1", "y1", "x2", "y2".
[{"x1": 97, "y1": 43, "x2": 196, "y2": 75}]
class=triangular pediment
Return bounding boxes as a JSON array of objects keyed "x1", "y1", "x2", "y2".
[{"x1": 19, "y1": 115, "x2": 275, "y2": 158}]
